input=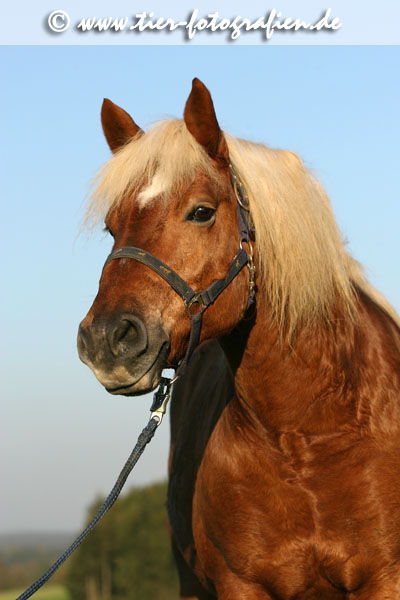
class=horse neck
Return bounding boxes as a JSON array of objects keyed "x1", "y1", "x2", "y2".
[{"x1": 219, "y1": 289, "x2": 399, "y2": 439}]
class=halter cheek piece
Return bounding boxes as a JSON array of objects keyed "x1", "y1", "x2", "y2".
[{"x1": 103, "y1": 164, "x2": 256, "y2": 413}]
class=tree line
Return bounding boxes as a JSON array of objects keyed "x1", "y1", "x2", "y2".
[{"x1": 65, "y1": 481, "x2": 179, "y2": 600}]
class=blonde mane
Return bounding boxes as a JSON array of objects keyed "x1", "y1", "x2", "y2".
[{"x1": 86, "y1": 119, "x2": 400, "y2": 333}]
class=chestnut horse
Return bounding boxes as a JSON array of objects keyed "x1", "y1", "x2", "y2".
[{"x1": 78, "y1": 79, "x2": 400, "y2": 599}]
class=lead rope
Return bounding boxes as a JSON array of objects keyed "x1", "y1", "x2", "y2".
[
  {"x1": 15, "y1": 378, "x2": 173, "y2": 600},
  {"x1": 15, "y1": 300, "x2": 230, "y2": 600}
]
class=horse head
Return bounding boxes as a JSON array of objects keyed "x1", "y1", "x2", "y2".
[{"x1": 77, "y1": 79, "x2": 252, "y2": 395}]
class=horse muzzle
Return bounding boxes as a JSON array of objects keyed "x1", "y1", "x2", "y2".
[{"x1": 77, "y1": 312, "x2": 170, "y2": 395}]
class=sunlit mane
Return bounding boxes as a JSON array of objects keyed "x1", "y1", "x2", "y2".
[
  {"x1": 86, "y1": 119, "x2": 222, "y2": 221},
  {"x1": 86, "y1": 119, "x2": 399, "y2": 333}
]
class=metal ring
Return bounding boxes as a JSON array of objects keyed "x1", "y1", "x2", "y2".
[
  {"x1": 184, "y1": 292, "x2": 207, "y2": 317},
  {"x1": 233, "y1": 180, "x2": 250, "y2": 211},
  {"x1": 169, "y1": 373, "x2": 180, "y2": 386},
  {"x1": 239, "y1": 239, "x2": 254, "y2": 258}
]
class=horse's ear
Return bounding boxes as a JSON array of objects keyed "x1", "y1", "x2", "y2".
[
  {"x1": 101, "y1": 99, "x2": 143, "y2": 153},
  {"x1": 183, "y1": 78, "x2": 229, "y2": 165}
]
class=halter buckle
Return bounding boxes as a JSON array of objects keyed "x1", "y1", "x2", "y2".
[
  {"x1": 248, "y1": 254, "x2": 256, "y2": 295},
  {"x1": 239, "y1": 240, "x2": 256, "y2": 295}
]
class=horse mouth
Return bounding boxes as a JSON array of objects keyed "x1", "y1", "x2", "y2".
[{"x1": 105, "y1": 342, "x2": 170, "y2": 396}]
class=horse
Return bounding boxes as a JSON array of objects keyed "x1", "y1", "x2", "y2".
[{"x1": 78, "y1": 78, "x2": 400, "y2": 599}]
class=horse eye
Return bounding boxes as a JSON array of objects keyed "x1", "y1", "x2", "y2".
[{"x1": 190, "y1": 206, "x2": 215, "y2": 223}]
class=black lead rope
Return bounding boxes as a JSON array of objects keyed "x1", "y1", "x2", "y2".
[{"x1": 15, "y1": 380, "x2": 173, "y2": 600}]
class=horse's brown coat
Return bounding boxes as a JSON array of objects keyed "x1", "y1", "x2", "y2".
[
  {"x1": 169, "y1": 292, "x2": 400, "y2": 599},
  {"x1": 79, "y1": 80, "x2": 400, "y2": 599}
]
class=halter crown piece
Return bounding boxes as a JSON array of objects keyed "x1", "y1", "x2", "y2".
[{"x1": 104, "y1": 162, "x2": 256, "y2": 423}]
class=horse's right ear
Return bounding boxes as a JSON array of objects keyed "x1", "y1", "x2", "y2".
[{"x1": 101, "y1": 99, "x2": 143, "y2": 153}]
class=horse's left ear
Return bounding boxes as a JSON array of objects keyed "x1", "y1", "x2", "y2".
[{"x1": 183, "y1": 78, "x2": 229, "y2": 165}]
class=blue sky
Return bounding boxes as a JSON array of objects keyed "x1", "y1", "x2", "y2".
[{"x1": 1, "y1": 44, "x2": 399, "y2": 533}]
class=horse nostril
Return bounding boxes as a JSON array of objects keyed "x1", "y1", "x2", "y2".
[
  {"x1": 77, "y1": 323, "x2": 91, "y2": 361},
  {"x1": 109, "y1": 314, "x2": 148, "y2": 358}
]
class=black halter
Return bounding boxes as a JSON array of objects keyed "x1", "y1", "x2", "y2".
[{"x1": 103, "y1": 164, "x2": 255, "y2": 379}]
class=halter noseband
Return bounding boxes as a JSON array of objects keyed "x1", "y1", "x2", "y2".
[{"x1": 103, "y1": 164, "x2": 255, "y2": 381}]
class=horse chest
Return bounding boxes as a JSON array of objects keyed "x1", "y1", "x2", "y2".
[{"x1": 187, "y1": 424, "x2": 397, "y2": 598}]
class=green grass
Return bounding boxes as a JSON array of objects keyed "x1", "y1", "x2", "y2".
[{"x1": 0, "y1": 585, "x2": 70, "y2": 600}]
